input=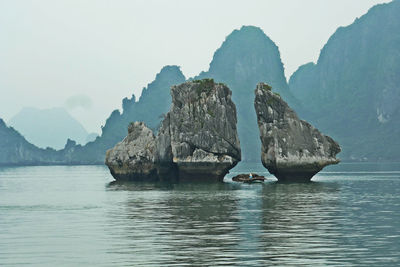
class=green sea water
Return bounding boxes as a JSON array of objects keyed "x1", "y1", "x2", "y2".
[{"x1": 0, "y1": 162, "x2": 399, "y2": 266}]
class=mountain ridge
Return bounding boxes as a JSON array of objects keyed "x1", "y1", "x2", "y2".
[
  {"x1": 289, "y1": 0, "x2": 400, "y2": 161},
  {"x1": 195, "y1": 25, "x2": 296, "y2": 162},
  {"x1": 3, "y1": 0, "x2": 400, "y2": 165},
  {"x1": 8, "y1": 107, "x2": 89, "y2": 150}
]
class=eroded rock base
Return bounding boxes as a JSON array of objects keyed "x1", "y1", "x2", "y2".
[{"x1": 177, "y1": 162, "x2": 238, "y2": 182}]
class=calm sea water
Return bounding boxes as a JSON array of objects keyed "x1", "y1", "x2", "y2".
[{"x1": 0, "y1": 162, "x2": 399, "y2": 266}]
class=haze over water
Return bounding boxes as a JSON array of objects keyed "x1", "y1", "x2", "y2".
[{"x1": 0, "y1": 163, "x2": 399, "y2": 266}]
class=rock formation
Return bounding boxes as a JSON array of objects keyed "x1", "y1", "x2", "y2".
[
  {"x1": 105, "y1": 79, "x2": 241, "y2": 181},
  {"x1": 164, "y1": 79, "x2": 241, "y2": 180},
  {"x1": 1, "y1": 26, "x2": 298, "y2": 165},
  {"x1": 195, "y1": 25, "x2": 297, "y2": 162},
  {"x1": 105, "y1": 122, "x2": 159, "y2": 181},
  {"x1": 254, "y1": 83, "x2": 341, "y2": 182}
]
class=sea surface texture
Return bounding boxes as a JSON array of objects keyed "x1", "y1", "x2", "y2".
[{"x1": 0, "y1": 163, "x2": 399, "y2": 266}]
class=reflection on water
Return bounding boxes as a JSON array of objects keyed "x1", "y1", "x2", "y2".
[
  {"x1": 259, "y1": 183, "x2": 342, "y2": 265},
  {"x1": 106, "y1": 182, "x2": 243, "y2": 266},
  {"x1": 0, "y1": 164, "x2": 400, "y2": 266}
]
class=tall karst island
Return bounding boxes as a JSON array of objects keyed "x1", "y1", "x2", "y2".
[
  {"x1": 106, "y1": 79, "x2": 241, "y2": 181},
  {"x1": 254, "y1": 83, "x2": 341, "y2": 182},
  {"x1": 105, "y1": 79, "x2": 340, "y2": 182}
]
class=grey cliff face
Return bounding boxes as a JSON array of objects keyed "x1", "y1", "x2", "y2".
[
  {"x1": 254, "y1": 83, "x2": 340, "y2": 181},
  {"x1": 164, "y1": 79, "x2": 241, "y2": 180},
  {"x1": 106, "y1": 79, "x2": 241, "y2": 181},
  {"x1": 105, "y1": 122, "x2": 158, "y2": 181}
]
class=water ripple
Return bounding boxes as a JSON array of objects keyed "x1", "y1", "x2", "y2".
[{"x1": 0, "y1": 164, "x2": 400, "y2": 266}]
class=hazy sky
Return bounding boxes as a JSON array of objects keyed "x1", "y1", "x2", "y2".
[{"x1": 0, "y1": 0, "x2": 391, "y2": 133}]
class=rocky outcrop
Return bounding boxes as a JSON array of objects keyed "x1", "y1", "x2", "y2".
[
  {"x1": 105, "y1": 122, "x2": 159, "y2": 181},
  {"x1": 105, "y1": 79, "x2": 241, "y2": 181},
  {"x1": 254, "y1": 83, "x2": 341, "y2": 182},
  {"x1": 164, "y1": 79, "x2": 241, "y2": 181}
]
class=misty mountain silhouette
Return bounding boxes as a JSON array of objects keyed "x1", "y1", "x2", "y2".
[
  {"x1": 2, "y1": 0, "x2": 400, "y2": 165},
  {"x1": 289, "y1": 0, "x2": 400, "y2": 161},
  {"x1": 9, "y1": 107, "x2": 89, "y2": 150}
]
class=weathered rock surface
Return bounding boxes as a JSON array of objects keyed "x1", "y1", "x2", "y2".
[
  {"x1": 254, "y1": 83, "x2": 341, "y2": 182},
  {"x1": 105, "y1": 122, "x2": 158, "y2": 181},
  {"x1": 106, "y1": 79, "x2": 241, "y2": 181},
  {"x1": 158, "y1": 79, "x2": 241, "y2": 181}
]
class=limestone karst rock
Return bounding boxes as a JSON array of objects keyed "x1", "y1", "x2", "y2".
[
  {"x1": 105, "y1": 122, "x2": 158, "y2": 181},
  {"x1": 105, "y1": 79, "x2": 241, "y2": 181},
  {"x1": 254, "y1": 83, "x2": 341, "y2": 182},
  {"x1": 163, "y1": 79, "x2": 241, "y2": 181}
]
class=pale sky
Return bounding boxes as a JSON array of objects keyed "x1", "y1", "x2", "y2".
[{"x1": 0, "y1": 0, "x2": 392, "y2": 133}]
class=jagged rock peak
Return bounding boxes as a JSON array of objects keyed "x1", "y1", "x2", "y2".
[
  {"x1": 210, "y1": 26, "x2": 280, "y2": 70},
  {"x1": 125, "y1": 65, "x2": 185, "y2": 109},
  {"x1": 64, "y1": 139, "x2": 77, "y2": 149},
  {"x1": 206, "y1": 26, "x2": 287, "y2": 90},
  {"x1": 140, "y1": 65, "x2": 186, "y2": 98},
  {"x1": 156, "y1": 65, "x2": 184, "y2": 79},
  {"x1": 254, "y1": 83, "x2": 340, "y2": 182}
]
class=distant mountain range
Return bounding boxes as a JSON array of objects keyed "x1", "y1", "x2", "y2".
[
  {"x1": 0, "y1": 118, "x2": 77, "y2": 165},
  {"x1": 289, "y1": 0, "x2": 400, "y2": 161},
  {"x1": 8, "y1": 107, "x2": 92, "y2": 150},
  {"x1": 1, "y1": 0, "x2": 399, "y2": 165}
]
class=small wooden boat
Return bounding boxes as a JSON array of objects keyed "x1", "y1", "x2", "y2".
[{"x1": 232, "y1": 173, "x2": 266, "y2": 183}]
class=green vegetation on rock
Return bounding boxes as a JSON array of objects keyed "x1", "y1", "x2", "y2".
[
  {"x1": 193, "y1": 79, "x2": 215, "y2": 96},
  {"x1": 261, "y1": 83, "x2": 272, "y2": 91}
]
